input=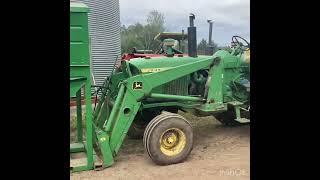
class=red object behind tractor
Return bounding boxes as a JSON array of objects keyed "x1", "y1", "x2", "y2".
[{"x1": 121, "y1": 32, "x2": 188, "y2": 61}]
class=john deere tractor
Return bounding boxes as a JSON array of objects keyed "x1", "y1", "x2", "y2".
[{"x1": 70, "y1": 2, "x2": 249, "y2": 172}]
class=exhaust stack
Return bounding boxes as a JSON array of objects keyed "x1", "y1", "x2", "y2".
[
  {"x1": 188, "y1": 14, "x2": 197, "y2": 57},
  {"x1": 205, "y1": 20, "x2": 214, "y2": 55},
  {"x1": 208, "y1": 20, "x2": 213, "y2": 46}
]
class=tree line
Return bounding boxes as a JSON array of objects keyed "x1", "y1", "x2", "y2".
[{"x1": 120, "y1": 10, "x2": 231, "y2": 54}]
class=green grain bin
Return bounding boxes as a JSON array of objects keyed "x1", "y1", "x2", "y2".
[
  {"x1": 70, "y1": 2, "x2": 90, "y2": 95},
  {"x1": 70, "y1": 2, "x2": 94, "y2": 172}
]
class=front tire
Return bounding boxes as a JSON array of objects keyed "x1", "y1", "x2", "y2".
[{"x1": 143, "y1": 112, "x2": 193, "y2": 165}]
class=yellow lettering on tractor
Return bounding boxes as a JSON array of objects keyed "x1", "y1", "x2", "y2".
[{"x1": 141, "y1": 68, "x2": 169, "y2": 73}]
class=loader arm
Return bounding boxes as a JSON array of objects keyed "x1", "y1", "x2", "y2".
[{"x1": 93, "y1": 55, "x2": 225, "y2": 168}]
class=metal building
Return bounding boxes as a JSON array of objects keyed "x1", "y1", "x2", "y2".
[{"x1": 78, "y1": 0, "x2": 121, "y2": 87}]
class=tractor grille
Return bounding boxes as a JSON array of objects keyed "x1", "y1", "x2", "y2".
[{"x1": 153, "y1": 75, "x2": 190, "y2": 96}]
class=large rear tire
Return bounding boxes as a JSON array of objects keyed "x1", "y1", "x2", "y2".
[{"x1": 143, "y1": 112, "x2": 193, "y2": 165}]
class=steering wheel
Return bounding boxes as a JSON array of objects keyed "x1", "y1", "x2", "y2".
[{"x1": 232, "y1": 35, "x2": 250, "y2": 51}]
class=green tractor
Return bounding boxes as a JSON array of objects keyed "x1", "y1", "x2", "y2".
[
  {"x1": 93, "y1": 14, "x2": 250, "y2": 165},
  {"x1": 70, "y1": 2, "x2": 249, "y2": 172},
  {"x1": 123, "y1": 21, "x2": 250, "y2": 138}
]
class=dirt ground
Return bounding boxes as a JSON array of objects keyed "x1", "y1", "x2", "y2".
[{"x1": 70, "y1": 112, "x2": 250, "y2": 180}]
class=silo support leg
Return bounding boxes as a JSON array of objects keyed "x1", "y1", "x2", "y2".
[{"x1": 76, "y1": 89, "x2": 83, "y2": 143}]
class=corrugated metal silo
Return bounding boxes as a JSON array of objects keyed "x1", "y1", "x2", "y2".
[{"x1": 78, "y1": 0, "x2": 121, "y2": 87}]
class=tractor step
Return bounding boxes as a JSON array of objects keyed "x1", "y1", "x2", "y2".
[
  {"x1": 70, "y1": 143, "x2": 85, "y2": 153},
  {"x1": 235, "y1": 118, "x2": 250, "y2": 123}
]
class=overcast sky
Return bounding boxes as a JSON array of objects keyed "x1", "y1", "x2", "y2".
[{"x1": 119, "y1": 0, "x2": 250, "y2": 46}]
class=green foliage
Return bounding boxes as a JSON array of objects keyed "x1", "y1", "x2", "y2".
[
  {"x1": 197, "y1": 38, "x2": 218, "y2": 55},
  {"x1": 197, "y1": 38, "x2": 208, "y2": 54},
  {"x1": 120, "y1": 10, "x2": 232, "y2": 55},
  {"x1": 120, "y1": 23, "x2": 145, "y2": 53},
  {"x1": 121, "y1": 10, "x2": 165, "y2": 54}
]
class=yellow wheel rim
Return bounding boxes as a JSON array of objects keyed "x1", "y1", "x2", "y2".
[{"x1": 159, "y1": 128, "x2": 186, "y2": 156}]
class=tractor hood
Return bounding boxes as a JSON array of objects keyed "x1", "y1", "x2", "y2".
[
  {"x1": 127, "y1": 56, "x2": 212, "y2": 74},
  {"x1": 124, "y1": 49, "x2": 249, "y2": 76}
]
